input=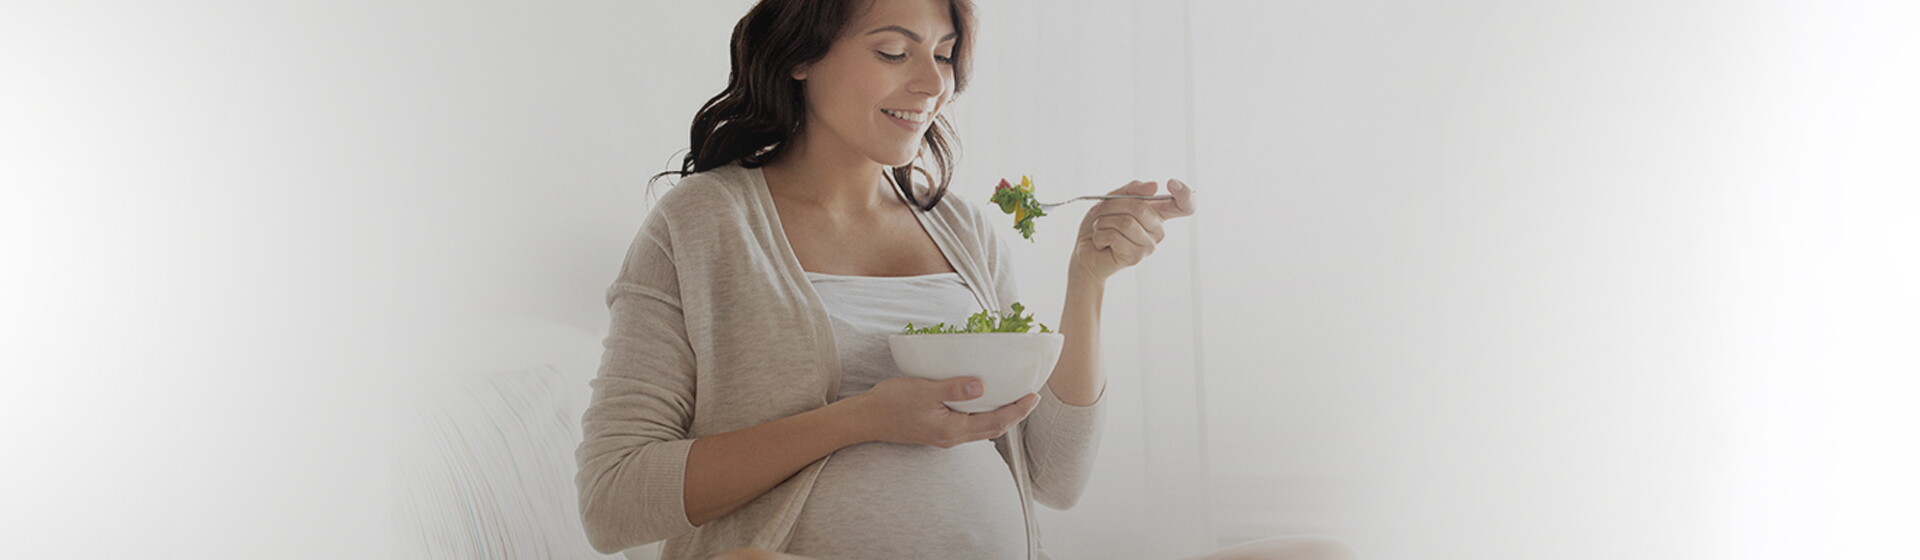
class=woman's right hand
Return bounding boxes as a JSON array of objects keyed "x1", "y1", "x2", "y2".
[{"x1": 843, "y1": 376, "x2": 1041, "y2": 448}]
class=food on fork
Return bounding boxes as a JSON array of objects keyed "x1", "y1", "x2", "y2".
[{"x1": 989, "y1": 175, "x2": 1048, "y2": 241}]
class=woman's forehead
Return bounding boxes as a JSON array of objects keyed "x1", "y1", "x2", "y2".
[{"x1": 850, "y1": 0, "x2": 955, "y2": 41}]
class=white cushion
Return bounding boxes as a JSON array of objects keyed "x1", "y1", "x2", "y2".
[{"x1": 393, "y1": 363, "x2": 616, "y2": 559}]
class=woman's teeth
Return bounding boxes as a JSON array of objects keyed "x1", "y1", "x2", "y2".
[{"x1": 882, "y1": 109, "x2": 927, "y2": 123}]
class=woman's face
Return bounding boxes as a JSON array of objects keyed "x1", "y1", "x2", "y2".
[{"x1": 791, "y1": 0, "x2": 957, "y2": 168}]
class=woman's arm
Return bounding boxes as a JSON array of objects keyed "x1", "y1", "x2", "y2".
[
  {"x1": 1048, "y1": 271, "x2": 1108, "y2": 406},
  {"x1": 576, "y1": 209, "x2": 885, "y2": 552},
  {"x1": 576, "y1": 229, "x2": 707, "y2": 554},
  {"x1": 1023, "y1": 178, "x2": 1191, "y2": 510},
  {"x1": 710, "y1": 547, "x2": 823, "y2": 560},
  {"x1": 581, "y1": 203, "x2": 875, "y2": 554},
  {"x1": 1016, "y1": 270, "x2": 1111, "y2": 510},
  {"x1": 683, "y1": 401, "x2": 870, "y2": 526}
]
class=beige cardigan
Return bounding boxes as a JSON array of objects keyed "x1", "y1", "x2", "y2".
[{"x1": 575, "y1": 161, "x2": 1107, "y2": 560}]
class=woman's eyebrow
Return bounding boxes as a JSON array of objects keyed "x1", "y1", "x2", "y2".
[{"x1": 864, "y1": 25, "x2": 958, "y2": 44}]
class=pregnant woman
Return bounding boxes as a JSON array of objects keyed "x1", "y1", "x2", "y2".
[{"x1": 574, "y1": 1, "x2": 1351, "y2": 559}]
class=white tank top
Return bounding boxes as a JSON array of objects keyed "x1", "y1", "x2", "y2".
[{"x1": 783, "y1": 270, "x2": 1028, "y2": 559}]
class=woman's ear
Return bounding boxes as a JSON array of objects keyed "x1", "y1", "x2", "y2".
[{"x1": 791, "y1": 64, "x2": 809, "y2": 81}]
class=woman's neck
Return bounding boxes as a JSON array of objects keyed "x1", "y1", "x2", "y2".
[{"x1": 762, "y1": 133, "x2": 897, "y2": 217}]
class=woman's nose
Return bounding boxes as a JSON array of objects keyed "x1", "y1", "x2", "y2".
[{"x1": 908, "y1": 55, "x2": 947, "y2": 98}]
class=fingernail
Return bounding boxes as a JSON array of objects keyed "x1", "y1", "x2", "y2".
[{"x1": 967, "y1": 381, "x2": 983, "y2": 397}]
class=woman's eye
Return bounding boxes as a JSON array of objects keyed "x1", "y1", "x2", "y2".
[{"x1": 877, "y1": 51, "x2": 956, "y2": 66}]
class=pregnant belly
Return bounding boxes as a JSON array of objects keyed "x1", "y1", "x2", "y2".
[{"x1": 785, "y1": 440, "x2": 1027, "y2": 560}]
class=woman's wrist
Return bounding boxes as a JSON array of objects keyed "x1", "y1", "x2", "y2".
[
  {"x1": 1067, "y1": 254, "x2": 1091, "y2": 285},
  {"x1": 825, "y1": 396, "x2": 877, "y2": 446},
  {"x1": 1067, "y1": 266, "x2": 1107, "y2": 296}
]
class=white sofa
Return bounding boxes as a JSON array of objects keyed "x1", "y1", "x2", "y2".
[{"x1": 391, "y1": 317, "x2": 663, "y2": 560}]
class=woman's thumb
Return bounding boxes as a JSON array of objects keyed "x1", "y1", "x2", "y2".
[{"x1": 952, "y1": 378, "x2": 984, "y2": 400}]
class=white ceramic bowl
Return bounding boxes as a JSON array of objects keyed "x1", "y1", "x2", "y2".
[{"x1": 888, "y1": 332, "x2": 1065, "y2": 413}]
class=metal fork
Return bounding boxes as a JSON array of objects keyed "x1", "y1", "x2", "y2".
[{"x1": 1036, "y1": 194, "x2": 1178, "y2": 211}]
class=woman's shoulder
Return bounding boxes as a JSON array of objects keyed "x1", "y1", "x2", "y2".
[{"x1": 649, "y1": 162, "x2": 759, "y2": 222}]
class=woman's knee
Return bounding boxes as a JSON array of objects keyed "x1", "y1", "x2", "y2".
[{"x1": 1196, "y1": 535, "x2": 1362, "y2": 560}]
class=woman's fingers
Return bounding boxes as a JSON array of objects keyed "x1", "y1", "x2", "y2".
[
  {"x1": 1088, "y1": 214, "x2": 1159, "y2": 266},
  {"x1": 1073, "y1": 178, "x2": 1195, "y2": 276},
  {"x1": 1151, "y1": 178, "x2": 1196, "y2": 218},
  {"x1": 1104, "y1": 178, "x2": 1193, "y2": 219},
  {"x1": 1003, "y1": 393, "x2": 1042, "y2": 435},
  {"x1": 1095, "y1": 235, "x2": 1148, "y2": 266},
  {"x1": 1091, "y1": 230, "x2": 1154, "y2": 265},
  {"x1": 967, "y1": 393, "x2": 1039, "y2": 438},
  {"x1": 1089, "y1": 211, "x2": 1164, "y2": 246}
]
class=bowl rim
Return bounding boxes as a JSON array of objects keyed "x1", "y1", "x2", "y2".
[{"x1": 889, "y1": 331, "x2": 1064, "y2": 339}]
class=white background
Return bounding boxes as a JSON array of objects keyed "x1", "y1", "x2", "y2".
[{"x1": 4, "y1": 1, "x2": 1917, "y2": 559}]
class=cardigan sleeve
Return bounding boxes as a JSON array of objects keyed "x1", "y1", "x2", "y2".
[
  {"x1": 970, "y1": 195, "x2": 1109, "y2": 511},
  {"x1": 574, "y1": 206, "x2": 702, "y2": 554}
]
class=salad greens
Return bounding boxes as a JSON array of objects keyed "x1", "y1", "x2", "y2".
[
  {"x1": 989, "y1": 175, "x2": 1047, "y2": 241},
  {"x1": 902, "y1": 302, "x2": 1055, "y2": 335}
]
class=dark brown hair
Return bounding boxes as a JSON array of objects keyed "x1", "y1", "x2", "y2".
[{"x1": 648, "y1": 0, "x2": 977, "y2": 212}]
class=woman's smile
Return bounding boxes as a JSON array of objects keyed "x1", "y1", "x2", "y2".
[{"x1": 881, "y1": 108, "x2": 928, "y2": 132}]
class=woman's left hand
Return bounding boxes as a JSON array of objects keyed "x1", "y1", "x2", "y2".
[{"x1": 1068, "y1": 178, "x2": 1197, "y2": 283}]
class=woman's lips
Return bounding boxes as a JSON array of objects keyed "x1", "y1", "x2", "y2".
[{"x1": 882, "y1": 109, "x2": 923, "y2": 131}]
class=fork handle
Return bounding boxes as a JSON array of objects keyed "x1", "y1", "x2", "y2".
[
  {"x1": 1036, "y1": 194, "x2": 1180, "y2": 209},
  {"x1": 1088, "y1": 195, "x2": 1175, "y2": 200}
]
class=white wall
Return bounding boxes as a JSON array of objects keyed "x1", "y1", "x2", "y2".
[
  {"x1": 3, "y1": 1, "x2": 753, "y2": 557},
  {"x1": 6, "y1": 1, "x2": 1917, "y2": 559},
  {"x1": 1190, "y1": 1, "x2": 1920, "y2": 559}
]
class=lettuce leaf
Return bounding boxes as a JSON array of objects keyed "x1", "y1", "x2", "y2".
[{"x1": 902, "y1": 302, "x2": 1056, "y2": 335}]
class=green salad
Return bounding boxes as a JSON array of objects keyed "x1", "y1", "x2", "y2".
[
  {"x1": 902, "y1": 302, "x2": 1055, "y2": 335},
  {"x1": 989, "y1": 175, "x2": 1047, "y2": 241}
]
